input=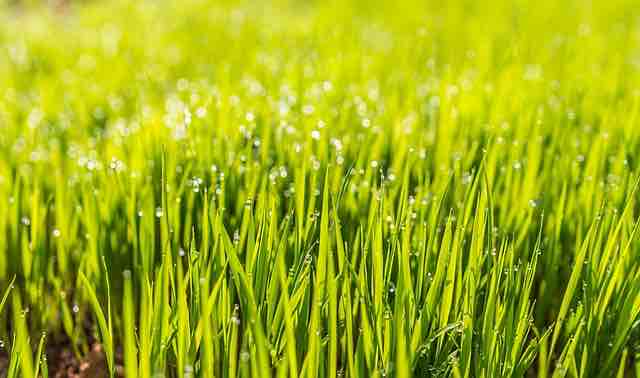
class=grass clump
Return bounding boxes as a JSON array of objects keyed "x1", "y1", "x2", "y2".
[{"x1": 0, "y1": 0, "x2": 640, "y2": 376}]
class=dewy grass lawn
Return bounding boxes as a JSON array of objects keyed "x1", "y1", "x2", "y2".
[{"x1": 0, "y1": 0, "x2": 640, "y2": 376}]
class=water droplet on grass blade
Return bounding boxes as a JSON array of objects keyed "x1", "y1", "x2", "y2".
[
  {"x1": 461, "y1": 172, "x2": 472, "y2": 185},
  {"x1": 184, "y1": 365, "x2": 194, "y2": 378}
]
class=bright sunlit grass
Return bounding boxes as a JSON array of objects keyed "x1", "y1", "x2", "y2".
[{"x1": 0, "y1": 0, "x2": 640, "y2": 376}]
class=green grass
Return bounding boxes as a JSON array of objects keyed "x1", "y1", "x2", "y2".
[{"x1": 1, "y1": 0, "x2": 640, "y2": 376}]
